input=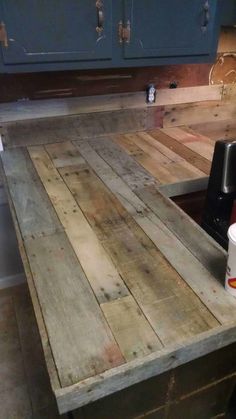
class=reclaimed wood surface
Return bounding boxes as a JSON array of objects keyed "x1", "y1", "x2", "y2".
[{"x1": 2, "y1": 123, "x2": 236, "y2": 414}]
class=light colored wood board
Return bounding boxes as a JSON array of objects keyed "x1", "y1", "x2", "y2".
[
  {"x1": 147, "y1": 130, "x2": 211, "y2": 175},
  {"x1": 4, "y1": 109, "x2": 147, "y2": 148},
  {"x1": 222, "y1": 84, "x2": 236, "y2": 102},
  {"x1": 189, "y1": 119, "x2": 236, "y2": 142},
  {"x1": 123, "y1": 133, "x2": 172, "y2": 165},
  {"x1": 73, "y1": 141, "x2": 149, "y2": 220},
  {"x1": 24, "y1": 231, "x2": 124, "y2": 387},
  {"x1": 0, "y1": 160, "x2": 61, "y2": 391},
  {"x1": 136, "y1": 131, "x2": 185, "y2": 162},
  {"x1": 163, "y1": 102, "x2": 236, "y2": 127},
  {"x1": 159, "y1": 177, "x2": 209, "y2": 198},
  {"x1": 113, "y1": 133, "x2": 177, "y2": 184},
  {"x1": 46, "y1": 141, "x2": 86, "y2": 168},
  {"x1": 218, "y1": 28, "x2": 236, "y2": 53},
  {"x1": 61, "y1": 143, "x2": 218, "y2": 345},
  {"x1": 118, "y1": 132, "x2": 205, "y2": 181},
  {"x1": 56, "y1": 324, "x2": 236, "y2": 413},
  {"x1": 29, "y1": 145, "x2": 128, "y2": 304},
  {"x1": 0, "y1": 86, "x2": 221, "y2": 124},
  {"x1": 189, "y1": 119, "x2": 236, "y2": 141},
  {"x1": 0, "y1": 148, "x2": 62, "y2": 240},
  {"x1": 73, "y1": 138, "x2": 236, "y2": 325},
  {"x1": 101, "y1": 296, "x2": 162, "y2": 362},
  {"x1": 162, "y1": 127, "x2": 215, "y2": 161}
]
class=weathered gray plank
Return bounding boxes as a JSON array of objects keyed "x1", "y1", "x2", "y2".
[
  {"x1": 24, "y1": 231, "x2": 124, "y2": 387},
  {"x1": 56, "y1": 324, "x2": 236, "y2": 413},
  {"x1": 73, "y1": 139, "x2": 236, "y2": 325},
  {"x1": 136, "y1": 185, "x2": 227, "y2": 283},
  {"x1": 86, "y1": 136, "x2": 226, "y2": 282},
  {"x1": 1, "y1": 148, "x2": 62, "y2": 239},
  {"x1": 88, "y1": 136, "x2": 157, "y2": 190},
  {"x1": 4, "y1": 109, "x2": 147, "y2": 148},
  {"x1": 0, "y1": 86, "x2": 221, "y2": 124},
  {"x1": 29, "y1": 145, "x2": 129, "y2": 304}
]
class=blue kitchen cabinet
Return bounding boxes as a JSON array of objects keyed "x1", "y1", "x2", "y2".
[
  {"x1": 0, "y1": 0, "x2": 113, "y2": 66},
  {"x1": 0, "y1": 0, "x2": 221, "y2": 73},
  {"x1": 122, "y1": 0, "x2": 219, "y2": 60}
]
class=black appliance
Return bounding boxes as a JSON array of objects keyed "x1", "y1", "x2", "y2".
[{"x1": 201, "y1": 139, "x2": 236, "y2": 249}]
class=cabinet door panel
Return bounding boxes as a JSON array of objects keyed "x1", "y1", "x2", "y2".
[
  {"x1": 123, "y1": 0, "x2": 218, "y2": 59},
  {"x1": 0, "y1": 0, "x2": 112, "y2": 64}
]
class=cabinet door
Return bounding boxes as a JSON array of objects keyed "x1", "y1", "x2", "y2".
[
  {"x1": 0, "y1": 0, "x2": 112, "y2": 64},
  {"x1": 123, "y1": 0, "x2": 218, "y2": 59}
]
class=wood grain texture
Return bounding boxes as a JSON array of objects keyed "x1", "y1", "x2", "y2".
[
  {"x1": 118, "y1": 132, "x2": 204, "y2": 183},
  {"x1": 75, "y1": 138, "x2": 236, "y2": 325},
  {"x1": 3, "y1": 109, "x2": 148, "y2": 148},
  {"x1": 56, "y1": 324, "x2": 236, "y2": 413},
  {"x1": 29, "y1": 145, "x2": 128, "y2": 304},
  {"x1": 101, "y1": 296, "x2": 162, "y2": 361},
  {"x1": 161, "y1": 127, "x2": 215, "y2": 161},
  {"x1": 25, "y1": 231, "x2": 124, "y2": 387},
  {"x1": 57, "y1": 143, "x2": 218, "y2": 346},
  {"x1": 163, "y1": 101, "x2": 236, "y2": 127},
  {"x1": 189, "y1": 119, "x2": 236, "y2": 142},
  {"x1": 148, "y1": 129, "x2": 211, "y2": 175},
  {"x1": 0, "y1": 85, "x2": 221, "y2": 124},
  {"x1": 1, "y1": 148, "x2": 62, "y2": 240}
]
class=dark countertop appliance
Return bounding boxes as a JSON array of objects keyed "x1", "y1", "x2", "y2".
[{"x1": 202, "y1": 140, "x2": 236, "y2": 250}]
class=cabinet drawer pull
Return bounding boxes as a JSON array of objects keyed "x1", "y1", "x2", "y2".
[
  {"x1": 202, "y1": 0, "x2": 210, "y2": 32},
  {"x1": 96, "y1": 0, "x2": 104, "y2": 34},
  {"x1": 0, "y1": 22, "x2": 8, "y2": 48}
]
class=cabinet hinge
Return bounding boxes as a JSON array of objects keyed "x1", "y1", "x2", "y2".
[
  {"x1": 118, "y1": 20, "x2": 131, "y2": 44},
  {"x1": 0, "y1": 22, "x2": 8, "y2": 48}
]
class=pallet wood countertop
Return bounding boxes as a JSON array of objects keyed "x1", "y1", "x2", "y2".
[{"x1": 1, "y1": 116, "x2": 236, "y2": 415}]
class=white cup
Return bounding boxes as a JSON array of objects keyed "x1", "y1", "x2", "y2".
[{"x1": 225, "y1": 223, "x2": 236, "y2": 296}]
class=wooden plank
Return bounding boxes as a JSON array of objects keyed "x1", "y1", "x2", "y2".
[
  {"x1": 73, "y1": 139, "x2": 236, "y2": 325},
  {"x1": 0, "y1": 148, "x2": 62, "y2": 240},
  {"x1": 4, "y1": 109, "x2": 147, "y2": 148},
  {"x1": 147, "y1": 129, "x2": 211, "y2": 174},
  {"x1": 57, "y1": 143, "x2": 218, "y2": 345},
  {"x1": 56, "y1": 324, "x2": 236, "y2": 413},
  {"x1": 125, "y1": 132, "x2": 204, "y2": 180},
  {"x1": 0, "y1": 85, "x2": 222, "y2": 124},
  {"x1": 189, "y1": 119, "x2": 236, "y2": 142},
  {"x1": 114, "y1": 133, "x2": 177, "y2": 184},
  {"x1": 134, "y1": 184, "x2": 227, "y2": 283},
  {"x1": 45, "y1": 141, "x2": 86, "y2": 168},
  {"x1": 24, "y1": 231, "x2": 124, "y2": 387},
  {"x1": 163, "y1": 101, "x2": 236, "y2": 127},
  {"x1": 222, "y1": 84, "x2": 236, "y2": 102},
  {"x1": 162, "y1": 127, "x2": 215, "y2": 161},
  {"x1": 29, "y1": 145, "x2": 128, "y2": 304},
  {"x1": 101, "y1": 296, "x2": 162, "y2": 362}
]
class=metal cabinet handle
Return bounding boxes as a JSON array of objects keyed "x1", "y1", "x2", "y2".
[
  {"x1": 202, "y1": 0, "x2": 210, "y2": 32},
  {"x1": 96, "y1": 0, "x2": 104, "y2": 34},
  {"x1": 0, "y1": 22, "x2": 8, "y2": 48}
]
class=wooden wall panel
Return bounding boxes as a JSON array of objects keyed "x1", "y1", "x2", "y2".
[{"x1": 0, "y1": 64, "x2": 212, "y2": 103}]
